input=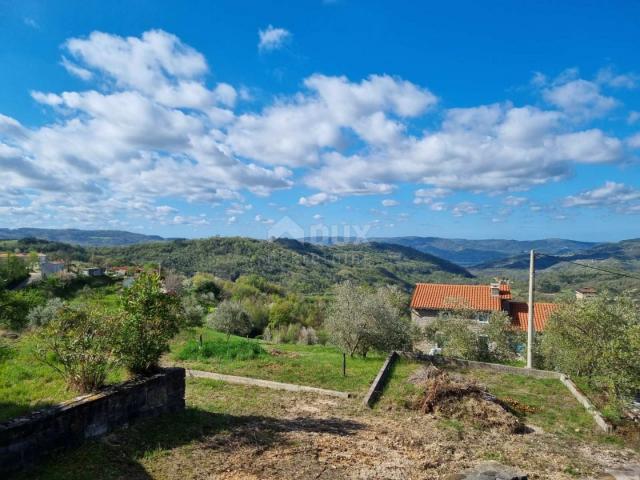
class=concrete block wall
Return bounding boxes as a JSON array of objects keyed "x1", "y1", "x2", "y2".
[{"x1": 0, "y1": 367, "x2": 185, "y2": 475}]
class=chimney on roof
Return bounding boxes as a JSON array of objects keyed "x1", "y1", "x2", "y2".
[{"x1": 490, "y1": 282, "x2": 501, "y2": 297}]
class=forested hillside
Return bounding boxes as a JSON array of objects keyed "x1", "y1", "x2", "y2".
[
  {"x1": 96, "y1": 237, "x2": 473, "y2": 293},
  {"x1": 476, "y1": 238, "x2": 640, "y2": 270},
  {"x1": 473, "y1": 239, "x2": 640, "y2": 300},
  {"x1": 367, "y1": 237, "x2": 598, "y2": 267}
]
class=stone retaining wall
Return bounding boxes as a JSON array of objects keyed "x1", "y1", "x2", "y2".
[
  {"x1": 363, "y1": 351, "x2": 398, "y2": 407},
  {"x1": 0, "y1": 367, "x2": 185, "y2": 475},
  {"x1": 400, "y1": 352, "x2": 562, "y2": 379}
]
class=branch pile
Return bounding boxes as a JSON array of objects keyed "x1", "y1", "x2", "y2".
[{"x1": 408, "y1": 366, "x2": 526, "y2": 434}]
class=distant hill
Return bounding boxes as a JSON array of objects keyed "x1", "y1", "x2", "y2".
[
  {"x1": 305, "y1": 236, "x2": 598, "y2": 267},
  {"x1": 0, "y1": 228, "x2": 168, "y2": 246},
  {"x1": 95, "y1": 237, "x2": 473, "y2": 293},
  {"x1": 475, "y1": 238, "x2": 640, "y2": 270}
]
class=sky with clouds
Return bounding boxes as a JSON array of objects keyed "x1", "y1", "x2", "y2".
[{"x1": 1, "y1": 0, "x2": 639, "y2": 241}]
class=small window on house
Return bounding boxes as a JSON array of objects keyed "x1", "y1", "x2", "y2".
[{"x1": 476, "y1": 312, "x2": 489, "y2": 323}]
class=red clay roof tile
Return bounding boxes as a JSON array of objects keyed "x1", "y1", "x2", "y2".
[
  {"x1": 508, "y1": 301, "x2": 558, "y2": 332},
  {"x1": 410, "y1": 283, "x2": 511, "y2": 312}
]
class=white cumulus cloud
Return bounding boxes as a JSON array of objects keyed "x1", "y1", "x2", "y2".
[{"x1": 258, "y1": 25, "x2": 291, "y2": 51}]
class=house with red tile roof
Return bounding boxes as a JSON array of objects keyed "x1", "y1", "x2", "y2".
[{"x1": 410, "y1": 281, "x2": 558, "y2": 332}]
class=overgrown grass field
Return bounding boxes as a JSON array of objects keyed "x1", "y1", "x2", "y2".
[{"x1": 168, "y1": 327, "x2": 385, "y2": 393}]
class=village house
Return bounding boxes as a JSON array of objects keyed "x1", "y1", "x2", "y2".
[
  {"x1": 575, "y1": 287, "x2": 597, "y2": 300},
  {"x1": 107, "y1": 266, "x2": 140, "y2": 277},
  {"x1": 81, "y1": 267, "x2": 106, "y2": 277},
  {"x1": 39, "y1": 261, "x2": 65, "y2": 278},
  {"x1": 410, "y1": 281, "x2": 558, "y2": 333}
]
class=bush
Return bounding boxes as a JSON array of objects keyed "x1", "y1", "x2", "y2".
[
  {"x1": 424, "y1": 310, "x2": 523, "y2": 362},
  {"x1": 192, "y1": 272, "x2": 222, "y2": 298},
  {"x1": 177, "y1": 337, "x2": 265, "y2": 361},
  {"x1": 268, "y1": 296, "x2": 299, "y2": 327},
  {"x1": 0, "y1": 339, "x2": 13, "y2": 362},
  {"x1": 181, "y1": 294, "x2": 206, "y2": 327},
  {"x1": 0, "y1": 288, "x2": 47, "y2": 331},
  {"x1": 425, "y1": 316, "x2": 483, "y2": 360},
  {"x1": 27, "y1": 298, "x2": 65, "y2": 328},
  {"x1": 484, "y1": 311, "x2": 524, "y2": 362},
  {"x1": 34, "y1": 304, "x2": 117, "y2": 393},
  {"x1": 298, "y1": 326, "x2": 318, "y2": 345},
  {"x1": 115, "y1": 272, "x2": 182, "y2": 374},
  {"x1": 207, "y1": 300, "x2": 252, "y2": 340},
  {"x1": 242, "y1": 300, "x2": 270, "y2": 336},
  {"x1": 0, "y1": 254, "x2": 29, "y2": 289},
  {"x1": 262, "y1": 325, "x2": 273, "y2": 342}
]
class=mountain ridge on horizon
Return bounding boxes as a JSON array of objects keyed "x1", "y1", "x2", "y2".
[{"x1": 0, "y1": 226, "x2": 614, "y2": 267}]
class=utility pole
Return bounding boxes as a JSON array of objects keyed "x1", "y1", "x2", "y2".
[{"x1": 527, "y1": 249, "x2": 535, "y2": 369}]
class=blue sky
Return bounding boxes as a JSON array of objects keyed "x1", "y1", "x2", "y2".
[{"x1": 0, "y1": 0, "x2": 639, "y2": 241}]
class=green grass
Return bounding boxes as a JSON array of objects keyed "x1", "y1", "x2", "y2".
[
  {"x1": 0, "y1": 333, "x2": 126, "y2": 423},
  {"x1": 177, "y1": 337, "x2": 266, "y2": 361},
  {"x1": 375, "y1": 358, "x2": 422, "y2": 409},
  {"x1": 169, "y1": 327, "x2": 385, "y2": 393},
  {"x1": 460, "y1": 369, "x2": 603, "y2": 440}
]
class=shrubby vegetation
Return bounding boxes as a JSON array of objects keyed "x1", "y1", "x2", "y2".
[
  {"x1": 178, "y1": 337, "x2": 265, "y2": 361},
  {"x1": 115, "y1": 272, "x2": 182, "y2": 374},
  {"x1": 0, "y1": 253, "x2": 29, "y2": 289},
  {"x1": 424, "y1": 310, "x2": 523, "y2": 362},
  {"x1": 0, "y1": 288, "x2": 47, "y2": 331},
  {"x1": 31, "y1": 272, "x2": 184, "y2": 392},
  {"x1": 540, "y1": 292, "x2": 640, "y2": 401},
  {"x1": 27, "y1": 298, "x2": 65, "y2": 328},
  {"x1": 34, "y1": 304, "x2": 118, "y2": 393}
]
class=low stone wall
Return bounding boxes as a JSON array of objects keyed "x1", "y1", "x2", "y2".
[
  {"x1": 363, "y1": 351, "x2": 398, "y2": 408},
  {"x1": 559, "y1": 374, "x2": 613, "y2": 434},
  {"x1": 399, "y1": 352, "x2": 562, "y2": 379},
  {"x1": 0, "y1": 367, "x2": 185, "y2": 475}
]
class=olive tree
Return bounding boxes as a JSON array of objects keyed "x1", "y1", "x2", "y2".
[
  {"x1": 207, "y1": 300, "x2": 252, "y2": 340},
  {"x1": 365, "y1": 286, "x2": 413, "y2": 355},
  {"x1": 484, "y1": 311, "x2": 524, "y2": 362},
  {"x1": 541, "y1": 292, "x2": 640, "y2": 400},
  {"x1": 325, "y1": 282, "x2": 412, "y2": 357},
  {"x1": 324, "y1": 282, "x2": 370, "y2": 357}
]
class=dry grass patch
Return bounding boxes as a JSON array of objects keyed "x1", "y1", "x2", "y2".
[{"x1": 17, "y1": 378, "x2": 640, "y2": 479}]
